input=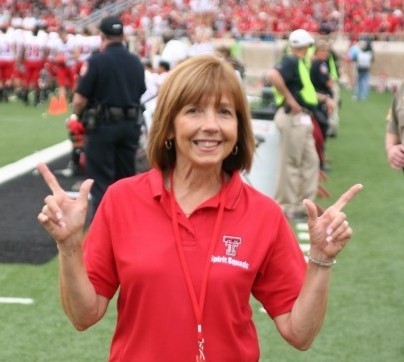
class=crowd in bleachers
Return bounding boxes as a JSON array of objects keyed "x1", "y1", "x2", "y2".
[
  {"x1": 118, "y1": 0, "x2": 403, "y2": 40},
  {"x1": 0, "y1": 0, "x2": 112, "y2": 30},
  {"x1": 0, "y1": 0, "x2": 403, "y2": 39},
  {"x1": 121, "y1": 1, "x2": 404, "y2": 39}
]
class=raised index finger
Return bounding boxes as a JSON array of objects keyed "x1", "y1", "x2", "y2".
[
  {"x1": 37, "y1": 163, "x2": 64, "y2": 194},
  {"x1": 333, "y1": 183, "x2": 363, "y2": 211}
]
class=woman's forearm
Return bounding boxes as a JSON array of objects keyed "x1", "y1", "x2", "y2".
[
  {"x1": 274, "y1": 262, "x2": 332, "y2": 350},
  {"x1": 58, "y1": 245, "x2": 107, "y2": 331}
]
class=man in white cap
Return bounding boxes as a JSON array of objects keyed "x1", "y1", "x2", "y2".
[{"x1": 268, "y1": 29, "x2": 334, "y2": 220}]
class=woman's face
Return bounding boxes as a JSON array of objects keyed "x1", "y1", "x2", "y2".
[{"x1": 172, "y1": 94, "x2": 238, "y2": 171}]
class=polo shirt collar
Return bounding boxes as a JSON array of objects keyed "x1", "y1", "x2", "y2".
[{"x1": 147, "y1": 168, "x2": 243, "y2": 212}]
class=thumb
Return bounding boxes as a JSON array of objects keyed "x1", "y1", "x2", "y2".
[
  {"x1": 303, "y1": 199, "x2": 318, "y2": 223},
  {"x1": 77, "y1": 179, "x2": 94, "y2": 203}
]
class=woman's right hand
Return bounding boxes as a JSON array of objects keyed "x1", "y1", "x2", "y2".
[{"x1": 37, "y1": 163, "x2": 93, "y2": 252}]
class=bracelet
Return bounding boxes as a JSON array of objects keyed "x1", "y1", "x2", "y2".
[{"x1": 307, "y1": 252, "x2": 336, "y2": 268}]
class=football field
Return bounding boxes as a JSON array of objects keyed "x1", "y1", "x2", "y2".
[{"x1": 0, "y1": 88, "x2": 403, "y2": 361}]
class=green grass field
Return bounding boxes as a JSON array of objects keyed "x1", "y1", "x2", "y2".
[
  {"x1": 0, "y1": 88, "x2": 403, "y2": 361},
  {"x1": 0, "y1": 102, "x2": 67, "y2": 166}
]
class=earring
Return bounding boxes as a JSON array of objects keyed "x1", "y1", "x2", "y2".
[
  {"x1": 165, "y1": 139, "x2": 173, "y2": 150},
  {"x1": 232, "y1": 145, "x2": 238, "y2": 155}
]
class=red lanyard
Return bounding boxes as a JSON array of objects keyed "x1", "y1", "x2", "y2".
[{"x1": 169, "y1": 174, "x2": 227, "y2": 362}]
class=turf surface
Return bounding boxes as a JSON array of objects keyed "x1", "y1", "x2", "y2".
[
  {"x1": 0, "y1": 89, "x2": 403, "y2": 361},
  {"x1": 0, "y1": 155, "x2": 83, "y2": 264}
]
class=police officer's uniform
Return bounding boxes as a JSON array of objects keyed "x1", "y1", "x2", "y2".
[
  {"x1": 75, "y1": 16, "x2": 146, "y2": 217},
  {"x1": 271, "y1": 30, "x2": 320, "y2": 219}
]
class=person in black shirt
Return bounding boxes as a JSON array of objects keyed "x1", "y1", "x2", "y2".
[
  {"x1": 310, "y1": 39, "x2": 334, "y2": 170},
  {"x1": 69, "y1": 16, "x2": 146, "y2": 218}
]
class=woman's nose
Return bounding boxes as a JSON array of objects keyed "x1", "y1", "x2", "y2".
[{"x1": 201, "y1": 110, "x2": 219, "y2": 129}]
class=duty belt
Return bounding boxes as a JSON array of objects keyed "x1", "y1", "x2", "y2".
[{"x1": 107, "y1": 107, "x2": 139, "y2": 122}]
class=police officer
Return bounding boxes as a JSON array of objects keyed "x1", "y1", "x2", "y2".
[
  {"x1": 385, "y1": 81, "x2": 404, "y2": 171},
  {"x1": 69, "y1": 15, "x2": 146, "y2": 218},
  {"x1": 268, "y1": 29, "x2": 334, "y2": 220}
]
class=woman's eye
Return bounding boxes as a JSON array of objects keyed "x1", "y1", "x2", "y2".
[
  {"x1": 186, "y1": 107, "x2": 199, "y2": 114},
  {"x1": 220, "y1": 108, "x2": 233, "y2": 116}
]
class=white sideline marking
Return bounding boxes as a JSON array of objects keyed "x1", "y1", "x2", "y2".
[
  {"x1": 0, "y1": 141, "x2": 71, "y2": 185},
  {"x1": 296, "y1": 222, "x2": 308, "y2": 231},
  {"x1": 299, "y1": 243, "x2": 310, "y2": 252},
  {"x1": 297, "y1": 232, "x2": 310, "y2": 240},
  {"x1": 0, "y1": 297, "x2": 34, "y2": 305}
]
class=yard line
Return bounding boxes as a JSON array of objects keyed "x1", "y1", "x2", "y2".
[
  {"x1": 0, "y1": 297, "x2": 34, "y2": 305},
  {"x1": 297, "y1": 231, "x2": 310, "y2": 240},
  {"x1": 299, "y1": 243, "x2": 310, "y2": 253},
  {"x1": 0, "y1": 141, "x2": 71, "y2": 185},
  {"x1": 296, "y1": 222, "x2": 308, "y2": 231}
]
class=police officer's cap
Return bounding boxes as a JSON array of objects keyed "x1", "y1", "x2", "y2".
[
  {"x1": 99, "y1": 16, "x2": 123, "y2": 36},
  {"x1": 288, "y1": 29, "x2": 315, "y2": 48}
]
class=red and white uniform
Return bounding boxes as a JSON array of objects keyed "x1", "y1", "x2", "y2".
[
  {"x1": 0, "y1": 29, "x2": 17, "y2": 82},
  {"x1": 75, "y1": 33, "x2": 101, "y2": 77},
  {"x1": 46, "y1": 31, "x2": 61, "y2": 78},
  {"x1": 52, "y1": 32, "x2": 78, "y2": 89},
  {"x1": 22, "y1": 32, "x2": 48, "y2": 87},
  {"x1": 84, "y1": 169, "x2": 306, "y2": 361}
]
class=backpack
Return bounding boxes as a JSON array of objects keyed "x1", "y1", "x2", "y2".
[{"x1": 357, "y1": 50, "x2": 372, "y2": 70}]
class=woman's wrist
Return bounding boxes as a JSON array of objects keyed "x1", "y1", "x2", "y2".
[{"x1": 307, "y1": 251, "x2": 336, "y2": 268}]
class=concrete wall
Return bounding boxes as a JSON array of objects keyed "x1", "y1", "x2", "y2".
[{"x1": 212, "y1": 38, "x2": 404, "y2": 91}]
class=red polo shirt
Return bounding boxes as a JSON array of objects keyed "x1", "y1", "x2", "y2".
[{"x1": 84, "y1": 169, "x2": 306, "y2": 361}]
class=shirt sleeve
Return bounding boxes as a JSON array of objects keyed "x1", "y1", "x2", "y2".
[
  {"x1": 75, "y1": 55, "x2": 98, "y2": 99},
  {"x1": 385, "y1": 84, "x2": 404, "y2": 135},
  {"x1": 83, "y1": 192, "x2": 120, "y2": 299},
  {"x1": 276, "y1": 55, "x2": 298, "y2": 84},
  {"x1": 252, "y1": 214, "x2": 306, "y2": 318}
]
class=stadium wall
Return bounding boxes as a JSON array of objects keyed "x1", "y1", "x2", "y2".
[{"x1": 210, "y1": 38, "x2": 404, "y2": 91}]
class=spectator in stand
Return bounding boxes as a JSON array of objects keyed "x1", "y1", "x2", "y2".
[{"x1": 1, "y1": 0, "x2": 404, "y2": 42}]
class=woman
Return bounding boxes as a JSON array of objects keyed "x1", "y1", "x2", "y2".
[{"x1": 37, "y1": 55, "x2": 362, "y2": 361}]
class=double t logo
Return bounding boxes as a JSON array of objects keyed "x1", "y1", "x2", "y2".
[{"x1": 223, "y1": 236, "x2": 242, "y2": 257}]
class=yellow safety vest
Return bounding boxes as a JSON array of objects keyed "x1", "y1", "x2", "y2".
[
  {"x1": 273, "y1": 57, "x2": 318, "y2": 107},
  {"x1": 328, "y1": 53, "x2": 339, "y2": 81},
  {"x1": 298, "y1": 58, "x2": 318, "y2": 106}
]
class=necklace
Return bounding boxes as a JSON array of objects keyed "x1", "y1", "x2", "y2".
[{"x1": 169, "y1": 172, "x2": 227, "y2": 361}]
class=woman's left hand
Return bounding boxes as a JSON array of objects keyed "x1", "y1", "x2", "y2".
[{"x1": 303, "y1": 184, "x2": 363, "y2": 261}]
